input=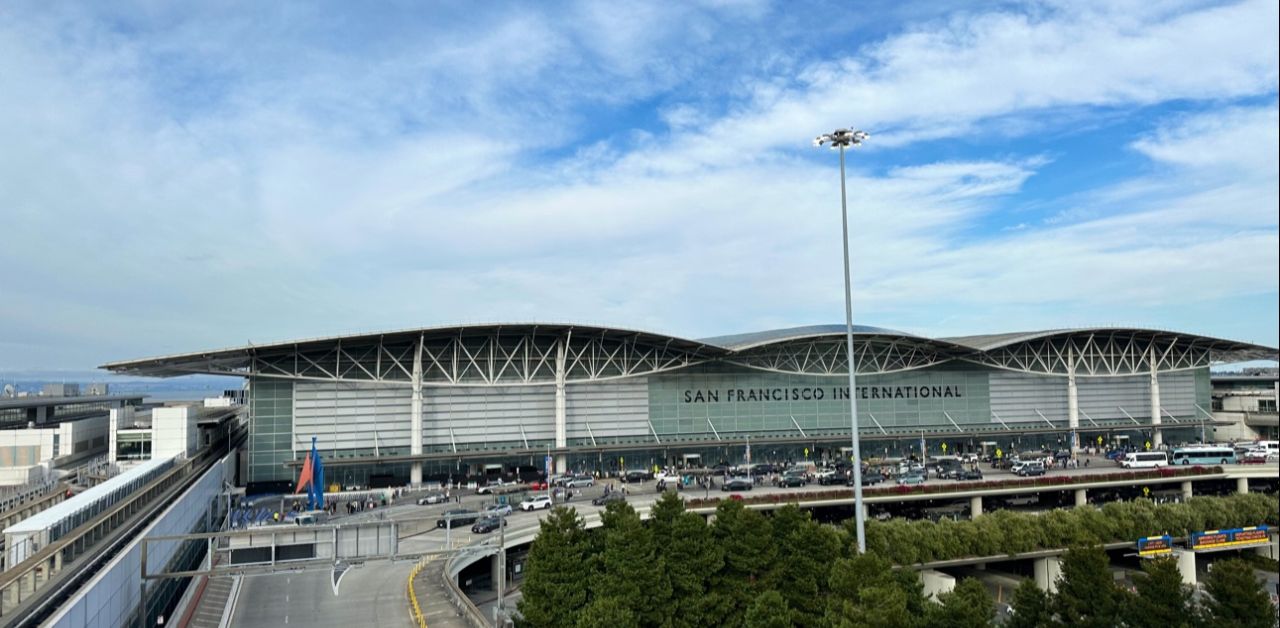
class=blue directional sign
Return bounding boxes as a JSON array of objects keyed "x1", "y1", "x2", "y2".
[
  {"x1": 1137, "y1": 535, "x2": 1172, "y2": 557},
  {"x1": 1190, "y1": 524, "x2": 1271, "y2": 551}
]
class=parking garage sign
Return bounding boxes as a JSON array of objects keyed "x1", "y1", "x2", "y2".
[{"x1": 1190, "y1": 525, "x2": 1271, "y2": 551}]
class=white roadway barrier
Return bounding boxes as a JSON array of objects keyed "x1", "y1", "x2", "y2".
[{"x1": 41, "y1": 453, "x2": 233, "y2": 628}]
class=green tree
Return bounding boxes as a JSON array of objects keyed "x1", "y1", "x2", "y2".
[
  {"x1": 766, "y1": 506, "x2": 839, "y2": 626},
  {"x1": 1126, "y1": 557, "x2": 1194, "y2": 628},
  {"x1": 826, "y1": 552, "x2": 927, "y2": 628},
  {"x1": 744, "y1": 590, "x2": 794, "y2": 628},
  {"x1": 518, "y1": 507, "x2": 592, "y2": 628},
  {"x1": 648, "y1": 489, "x2": 685, "y2": 542},
  {"x1": 574, "y1": 596, "x2": 638, "y2": 628},
  {"x1": 710, "y1": 500, "x2": 776, "y2": 627},
  {"x1": 664, "y1": 511, "x2": 725, "y2": 628},
  {"x1": 923, "y1": 578, "x2": 995, "y2": 628},
  {"x1": 1051, "y1": 546, "x2": 1125, "y2": 627},
  {"x1": 1005, "y1": 578, "x2": 1050, "y2": 628},
  {"x1": 594, "y1": 500, "x2": 672, "y2": 627},
  {"x1": 1200, "y1": 558, "x2": 1278, "y2": 628}
]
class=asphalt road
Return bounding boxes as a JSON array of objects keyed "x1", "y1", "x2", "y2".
[{"x1": 230, "y1": 559, "x2": 415, "y2": 628}]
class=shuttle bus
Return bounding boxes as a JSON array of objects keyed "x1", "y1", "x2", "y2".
[
  {"x1": 1170, "y1": 446, "x2": 1235, "y2": 466},
  {"x1": 1119, "y1": 452, "x2": 1168, "y2": 469}
]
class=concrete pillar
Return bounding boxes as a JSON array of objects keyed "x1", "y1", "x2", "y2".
[
  {"x1": 1074, "y1": 488, "x2": 1088, "y2": 507},
  {"x1": 410, "y1": 335, "x2": 424, "y2": 487},
  {"x1": 554, "y1": 337, "x2": 568, "y2": 474},
  {"x1": 1174, "y1": 550, "x2": 1196, "y2": 586},
  {"x1": 1067, "y1": 348, "x2": 1080, "y2": 453},
  {"x1": 1255, "y1": 533, "x2": 1279, "y2": 560},
  {"x1": 969, "y1": 496, "x2": 983, "y2": 519},
  {"x1": 1237, "y1": 477, "x2": 1249, "y2": 494},
  {"x1": 1034, "y1": 556, "x2": 1062, "y2": 593},
  {"x1": 1180, "y1": 481, "x2": 1193, "y2": 501},
  {"x1": 1149, "y1": 349, "x2": 1163, "y2": 449},
  {"x1": 919, "y1": 569, "x2": 956, "y2": 600}
]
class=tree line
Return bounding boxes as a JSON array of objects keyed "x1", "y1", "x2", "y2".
[{"x1": 517, "y1": 491, "x2": 1279, "y2": 627}]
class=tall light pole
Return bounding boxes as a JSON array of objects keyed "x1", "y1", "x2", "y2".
[{"x1": 814, "y1": 128, "x2": 870, "y2": 553}]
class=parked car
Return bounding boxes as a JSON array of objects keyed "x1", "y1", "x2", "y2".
[
  {"x1": 959, "y1": 453, "x2": 979, "y2": 464},
  {"x1": 896, "y1": 472, "x2": 926, "y2": 485},
  {"x1": 1240, "y1": 450, "x2": 1271, "y2": 464},
  {"x1": 624, "y1": 470, "x2": 651, "y2": 483},
  {"x1": 477, "y1": 479, "x2": 514, "y2": 494},
  {"x1": 416, "y1": 492, "x2": 447, "y2": 505},
  {"x1": 436, "y1": 509, "x2": 480, "y2": 528},
  {"x1": 955, "y1": 468, "x2": 984, "y2": 481},
  {"x1": 527, "y1": 480, "x2": 548, "y2": 491},
  {"x1": 565, "y1": 475, "x2": 595, "y2": 488},
  {"x1": 1013, "y1": 461, "x2": 1046, "y2": 477},
  {"x1": 520, "y1": 495, "x2": 554, "y2": 511},
  {"x1": 591, "y1": 492, "x2": 626, "y2": 507},
  {"x1": 816, "y1": 470, "x2": 842, "y2": 485},
  {"x1": 848, "y1": 472, "x2": 885, "y2": 486},
  {"x1": 721, "y1": 478, "x2": 754, "y2": 492},
  {"x1": 471, "y1": 516, "x2": 507, "y2": 534},
  {"x1": 778, "y1": 473, "x2": 807, "y2": 488},
  {"x1": 483, "y1": 503, "x2": 513, "y2": 517}
]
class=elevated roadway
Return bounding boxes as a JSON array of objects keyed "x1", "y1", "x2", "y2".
[{"x1": 219, "y1": 459, "x2": 1278, "y2": 626}]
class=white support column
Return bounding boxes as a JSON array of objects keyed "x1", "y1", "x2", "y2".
[
  {"x1": 969, "y1": 496, "x2": 983, "y2": 519},
  {"x1": 410, "y1": 334, "x2": 423, "y2": 486},
  {"x1": 1068, "y1": 346, "x2": 1080, "y2": 454},
  {"x1": 1174, "y1": 550, "x2": 1197, "y2": 585},
  {"x1": 1034, "y1": 556, "x2": 1062, "y2": 593},
  {"x1": 1074, "y1": 488, "x2": 1088, "y2": 508},
  {"x1": 554, "y1": 336, "x2": 568, "y2": 474},
  {"x1": 919, "y1": 570, "x2": 956, "y2": 600},
  {"x1": 1181, "y1": 481, "x2": 1193, "y2": 501},
  {"x1": 1149, "y1": 348, "x2": 1163, "y2": 449}
]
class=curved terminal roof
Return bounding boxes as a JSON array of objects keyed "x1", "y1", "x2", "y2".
[
  {"x1": 943, "y1": 327, "x2": 1277, "y2": 359},
  {"x1": 101, "y1": 323, "x2": 1277, "y2": 379},
  {"x1": 700, "y1": 324, "x2": 917, "y2": 350}
]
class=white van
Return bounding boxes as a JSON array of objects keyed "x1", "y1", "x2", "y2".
[{"x1": 1120, "y1": 452, "x2": 1168, "y2": 469}]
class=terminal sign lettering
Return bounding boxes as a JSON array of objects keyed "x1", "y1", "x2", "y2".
[
  {"x1": 1190, "y1": 525, "x2": 1270, "y2": 551},
  {"x1": 1137, "y1": 535, "x2": 1172, "y2": 557},
  {"x1": 682, "y1": 385, "x2": 964, "y2": 403}
]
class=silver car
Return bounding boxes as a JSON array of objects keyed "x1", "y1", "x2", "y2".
[
  {"x1": 565, "y1": 475, "x2": 595, "y2": 488},
  {"x1": 416, "y1": 492, "x2": 447, "y2": 505}
]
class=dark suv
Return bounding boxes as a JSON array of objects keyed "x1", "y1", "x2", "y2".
[
  {"x1": 778, "y1": 473, "x2": 807, "y2": 488},
  {"x1": 436, "y1": 509, "x2": 479, "y2": 528},
  {"x1": 471, "y1": 516, "x2": 506, "y2": 534}
]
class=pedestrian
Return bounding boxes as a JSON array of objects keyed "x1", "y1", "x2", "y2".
[{"x1": 1084, "y1": 458, "x2": 1090, "y2": 467}]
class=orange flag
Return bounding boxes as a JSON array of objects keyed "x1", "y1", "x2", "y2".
[{"x1": 294, "y1": 451, "x2": 314, "y2": 494}]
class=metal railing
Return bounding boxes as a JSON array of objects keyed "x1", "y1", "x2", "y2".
[{"x1": 0, "y1": 446, "x2": 222, "y2": 622}]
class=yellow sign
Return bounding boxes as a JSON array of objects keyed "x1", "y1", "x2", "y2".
[
  {"x1": 941, "y1": 443, "x2": 948, "y2": 453},
  {"x1": 995, "y1": 449, "x2": 1003, "y2": 459},
  {"x1": 1097, "y1": 435, "x2": 1104, "y2": 446},
  {"x1": 804, "y1": 448, "x2": 809, "y2": 458},
  {"x1": 1144, "y1": 441, "x2": 1152, "y2": 451},
  {"x1": 1142, "y1": 486, "x2": 1151, "y2": 498}
]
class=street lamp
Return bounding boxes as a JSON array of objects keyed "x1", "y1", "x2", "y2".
[{"x1": 813, "y1": 127, "x2": 871, "y2": 554}]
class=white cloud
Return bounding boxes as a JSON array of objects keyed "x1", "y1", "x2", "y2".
[{"x1": 0, "y1": 0, "x2": 1275, "y2": 369}]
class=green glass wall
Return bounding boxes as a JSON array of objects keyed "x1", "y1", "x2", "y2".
[
  {"x1": 249, "y1": 378, "x2": 294, "y2": 482},
  {"x1": 648, "y1": 363, "x2": 991, "y2": 439}
]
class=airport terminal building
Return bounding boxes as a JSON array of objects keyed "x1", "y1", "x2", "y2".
[{"x1": 103, "y1": 324, "x2": 1277, "y2": 490}]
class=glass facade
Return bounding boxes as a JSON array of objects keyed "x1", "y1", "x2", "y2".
[
  {"x1": 249, "y1": 378, "x2": 294, "y2": 482},
  {"x1": 648, "y1": 363, "x2": 991, "y2": 440}
]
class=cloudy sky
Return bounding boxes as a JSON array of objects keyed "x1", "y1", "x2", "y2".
[{"x1": 1, "y1": 0, "x2": 1277, "y2": 371}]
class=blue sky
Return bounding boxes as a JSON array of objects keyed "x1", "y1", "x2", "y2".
[{"x1": 0, "y1": 0, "x2": 1276, "y2": 371}]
